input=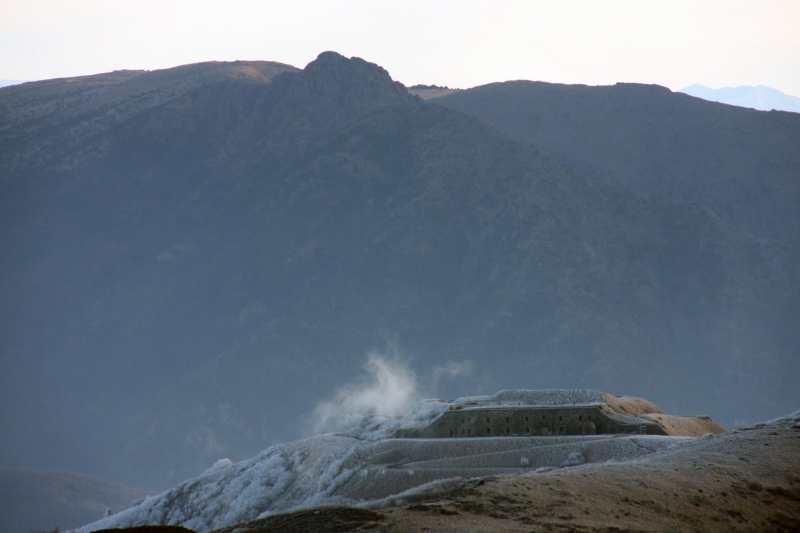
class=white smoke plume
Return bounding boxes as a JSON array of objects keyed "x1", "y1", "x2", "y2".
[
  {"x1": 430, "y1": 360, "x2": 474, "y2": 387},
  {"x1": 310, "y1": 348, "x2": 473, "y2": 435}
]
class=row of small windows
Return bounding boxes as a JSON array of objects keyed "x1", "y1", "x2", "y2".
[
  {"x1": 455, "y1": 426, "x2": 575, "y2": 436},
  {"x1": 457, "y1": 427, "x2": 532, "y2": 436},
  {"x1": 450, "y1": 426, "x2": 588, "y2": 437},
  {"x1": 460, "y1": 414, "x2": 592, "y2": 424}
]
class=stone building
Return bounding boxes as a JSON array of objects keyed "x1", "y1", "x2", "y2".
[{"x1": 392, "y1": 389, "x2": 726, "y2": 438}]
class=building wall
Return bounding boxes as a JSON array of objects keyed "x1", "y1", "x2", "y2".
[{"x1": 395, "y1": 405, "x2": 665, "y2": 438}]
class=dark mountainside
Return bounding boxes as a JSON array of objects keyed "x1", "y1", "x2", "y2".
[
  {"x1": 433, "y1": 81, "x2": 800, "y2": 245},
  {"x1": 1, "y1": 52, "x2": 798, "y2": 491}
]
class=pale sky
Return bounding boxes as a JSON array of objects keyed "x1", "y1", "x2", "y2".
[{"x1": 1, "y1": 0, "x2": 799, "y2": 95}]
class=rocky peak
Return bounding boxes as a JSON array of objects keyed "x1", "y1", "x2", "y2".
[{"x1": 287, "y1": 51, "x2": 417, "y2": 114}]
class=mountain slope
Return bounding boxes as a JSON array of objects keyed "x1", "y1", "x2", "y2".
[
  {"x1": 433, "y1": 81, "x2": 800, "y2": 245},
  {"x1": 1, "y1": 53, "x2": 798, "y2": 490},
  {"x1": 0, "y1": 60, "x2": 297, "y2": 174}
]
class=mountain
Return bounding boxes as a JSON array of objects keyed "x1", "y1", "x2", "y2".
[
  {"x1": 0, "y1": 468, "x2": 151, "y2": 533},
  {"x1": 433, "y1": 81, "x2": 800, "y2": 245},
  {"x1": 1, "y1": 52, "x2": 798, "y2": 490},
  {"x1": 680, "y1": 84, "x2": 800, "y2": 113}
]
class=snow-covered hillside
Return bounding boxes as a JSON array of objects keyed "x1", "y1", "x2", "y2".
[{"x1": 73, "y1": 391, "x2": 693, "y2": 533}]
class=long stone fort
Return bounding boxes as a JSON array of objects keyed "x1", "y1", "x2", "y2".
[{"x1": 392, "y1": 389, "x2": 726, "y2": 438}]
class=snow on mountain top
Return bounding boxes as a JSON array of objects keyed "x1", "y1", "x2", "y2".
[{"x1": 453, "y1": 389, "x2": 605, "y2": 407}]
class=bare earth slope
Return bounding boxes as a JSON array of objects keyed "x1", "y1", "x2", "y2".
[
  {"x1": 217, "y1": 412, "x2": 800, "y2": 533},
  {"x1": 433, "y1": 81, "x2": 800, "y2": 245}
]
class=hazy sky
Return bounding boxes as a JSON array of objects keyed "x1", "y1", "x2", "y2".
[{"x1": 1, "y1": 0, "x2": 799, "y2": 95}]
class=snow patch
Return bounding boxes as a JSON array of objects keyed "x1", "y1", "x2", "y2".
[
  {"x1": 202, "y1": 458, "x2": 233, "y2": 475},
  {"x1": 560, "y1": 451, "x2": 587, "y2": 467},
  {"x1": 453, "y1": 389, "x2": 604, "y2": 407}
]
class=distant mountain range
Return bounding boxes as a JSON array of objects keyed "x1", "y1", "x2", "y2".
[
  {"x1": 680, "y1": 84, "x2": 800, "y2": 113},
  {"x1": 1, "y1": 53, "x2": 798, "y2": 492},
  {"x1": 0, "y1": 79, "x2": 27, "y2": 88},
  {"x1": 0, "y1": 468, "x2": 151, "y2": 533}
]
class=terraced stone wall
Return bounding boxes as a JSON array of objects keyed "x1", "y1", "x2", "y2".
[{"x1": 396, "y1": 405, "x2": 666, "y2": 438}]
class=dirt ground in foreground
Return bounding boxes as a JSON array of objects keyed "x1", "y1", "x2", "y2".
[{"x1": 215, "y1": 413, "x2": 800, "y2": 533}]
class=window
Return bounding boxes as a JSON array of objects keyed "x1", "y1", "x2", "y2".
[
  {"x1": 506, "y1": 427, "x2": 511, "y2": 435},
  {"x1": 525, "y1": 415, "x2": 530, "y2": 423},
  {"x1": 559, "y1": 416, "x2": 563, "y2": 422},
  {"x1": 588, "y1": 415, "x2": 592, "y2": 421},
  {"x1": 505, "y1": 417, "x2": 510, "y2": 423},
  {"x1": 579, "y1": 415, "x2": 583, "y2": 422},
  {"x1": 559, "y1": 426, "x2": 564, "y2": 434},
  {"x1": 542, "y1": 415, "x2": 546, "y2": 420},
  {"x1": 486, "y1": 417, "x2": 491, "y2": 424},
  {"x1": 525, "y1": 427, "x2": 530, "y2": 434},
  {"x1": 468, "y1": 428, "x2": 472, "y2": 435},
  {"x1": 486, "y1": 428, "x2": 491, "y2": 434}
]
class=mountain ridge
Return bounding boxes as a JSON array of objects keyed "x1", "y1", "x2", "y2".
[
  {"x1": 0, "y1": 60, "x2": 298, "y2": 176},
  {"x1": 433, "y1": 80, "x2": 800, "y2": 245}
]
